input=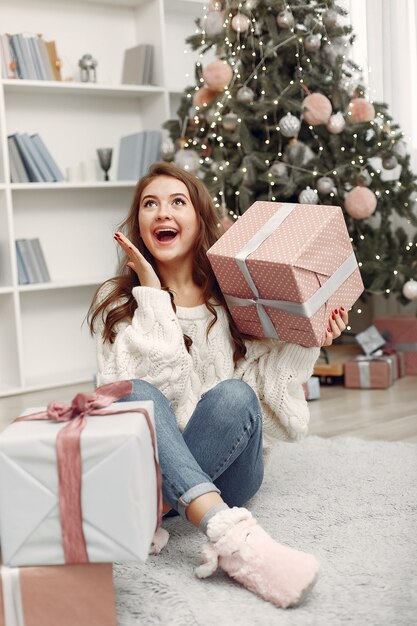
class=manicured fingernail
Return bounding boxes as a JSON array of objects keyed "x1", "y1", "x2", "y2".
[
  {"x1": 333, "y1": 308, "x2": 338, "y2": 315},
  {"x1": 114, "y1": 233, "x2": 120, "y2": 239},
  {"x1": 340, "y1": 306, "x2": 345, "y2": 311},
  {"x1": 332, "y1": 313, "x2": 335, "y2": 320},
  {"x1": 327, "y1": 327, "x2": 331, "y2": 332}
]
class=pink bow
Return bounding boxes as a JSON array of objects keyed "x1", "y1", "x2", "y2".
[{"x1": 16, "y1": 381, "x2": 162, "y2": 564}]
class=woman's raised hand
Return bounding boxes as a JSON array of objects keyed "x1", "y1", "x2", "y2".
[
  {"x1": 322, "y1": 307, "x2": 348, "y2": 346},
  {"x1": 114, "y1": 232, "x2": 161, "y2": 289}
]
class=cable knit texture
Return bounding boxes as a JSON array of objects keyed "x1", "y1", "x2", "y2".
[
  {"x1": 95, "y1": 287, "x2": 320, "y2": 451},
  {"x1": 195, "y1": 507, "x2": 320, "y2": 608}
]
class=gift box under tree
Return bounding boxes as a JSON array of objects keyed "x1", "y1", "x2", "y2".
[
  {"x1": 373, "y1": 315, "x2": 417, "y2": 375},
  {"x1": 344, "y1": 354, "x2": 398, "y2": 389},
  {"x1": 0, "y1": 563, "x2": 116, "y2": 626},
  {"x1": 0, "y1": 382, "x2": 162, "y2": 567},
  {"x1": 207, "y1": 201, "x2": 364, "y2": 347}
]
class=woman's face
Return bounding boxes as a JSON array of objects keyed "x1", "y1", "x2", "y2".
[{"x1": 138, "y1": 176, "x2": 199, "y2": 269}]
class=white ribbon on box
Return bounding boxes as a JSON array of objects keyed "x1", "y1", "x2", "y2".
[
  {"x1": 1, "y1": 566, "x2": 25, "y2": 626},
  {"x1": 225, "y1": 203, "x2": 358, "y2": 339},
  {"x1": 355, "y1": 353, "x2": 397, "y2": 388}
]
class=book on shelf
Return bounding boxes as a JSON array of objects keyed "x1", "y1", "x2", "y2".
[
  {"x1": 121, "y1": 44, "x2": 154, "y2": 85},
  {"x1": 1, "y1": 32, "x2": 61, "y2": 80},
  {"x1": 8, "y1": 132, "x2": 63, "y2": 183},
  {"x1": 30, "y1": 133, "x2": 65, "y2": 181},
  {"x1": 117, "y1": 130, "x2": 161, "y2": 181},
  {"x1": 7, "y1": 135, "x2": 30, "y2": 183},
  {"x1": 15, "y1": 238, "x2": 51, "y2": 285},
  {"x1": 0, "y1": 33, "x2": 17, "y2": 79}
]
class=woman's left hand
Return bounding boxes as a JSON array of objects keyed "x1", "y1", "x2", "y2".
[{"x1": 322, "y1": 307, "x2": 349, "y2": 346}]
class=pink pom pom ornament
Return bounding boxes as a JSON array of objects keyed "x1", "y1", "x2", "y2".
[
  {"x1": 347, "y1": 98, "x2": 375, "y2": 123},
  {"x1": 344, "y1": 186, "x2": 377, "y2": 219},
  {"x1": 302, "y1": 93, "x2": 332, "y2": 126},
  {"x1": 193, "y1": 87, "x2": 218, "y2": 107},
  {"x1": 202, "y1": 59, "x2": 233, "y2": 92}
]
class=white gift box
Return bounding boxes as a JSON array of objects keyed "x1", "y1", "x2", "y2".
[{"x1": 0, "y1": 400, "x2": 158, "y2": 567}]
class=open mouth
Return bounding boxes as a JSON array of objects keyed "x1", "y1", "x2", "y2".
[{"x1": 154, "y1": 228, "x2": 179, "y2": 243}]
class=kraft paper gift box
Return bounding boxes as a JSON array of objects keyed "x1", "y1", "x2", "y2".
[
  {"x1": 0, "y1": 381, "x2": 162, "y2": 567},
  {"x1": 0, "y1": 562, "x2": 116, "y2": 626},
  {"x1": 344, "y1": 355, "x2": 397, "y2": 389},
  {"x1": 373, "y1": 315, "x2": 417, "y2": 375},
  {"x1": 207, "y1": 201, "x2": 364, "y2": 347}
]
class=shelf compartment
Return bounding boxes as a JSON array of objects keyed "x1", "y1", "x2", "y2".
[{"x1": 19, "y1": 285, "x2": 97, "y2": 388}]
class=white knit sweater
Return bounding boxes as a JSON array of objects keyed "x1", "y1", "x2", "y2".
[{"x1": 96, "y1": 287, "x2": 320, "y2": 453}]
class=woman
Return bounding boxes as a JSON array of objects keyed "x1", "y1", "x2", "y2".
[{"x1": 88, "y1": 162, "x2": 348, "y2": 608}]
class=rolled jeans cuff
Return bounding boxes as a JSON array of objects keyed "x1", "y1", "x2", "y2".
[{"x1": 177, "y1": 482, "x2": 221, "y2": 521}]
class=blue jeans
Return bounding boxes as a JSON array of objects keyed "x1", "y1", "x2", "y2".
[{"x1": 119, "y1": 379, "x2": 264, "y2": 521}]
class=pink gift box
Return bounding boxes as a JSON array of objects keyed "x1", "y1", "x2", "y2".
[
  {"x1": 207, "y1": 201, "x2": 364, "y2": 347},
  {"x1": 374, "y1": 316, "x2": 417, "y2": 375},
  {"x1": 344, "y1": 355, "x2": 397, "y2": 389},
  {"x1": 0, "y1": 563, "x2": 116, "y2": 626}
]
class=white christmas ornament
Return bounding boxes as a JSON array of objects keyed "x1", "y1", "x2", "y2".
[
  {"x1": 160, "y1": 138, "x2": 175, "y2": 161},
  {"x1": 304, "y1": 34, "x2": 321, "y2": 52},
  {"x1": 174, "y1": 148, "x2": 200, "y2": 173},
  {"x1": 279, "y1": 112, "x2": 301, "y2": 137},
  {"x1": 327, "y1": 112, "x2": 345, "y2": 134},
  {"x1": 299, "y1": 186, "x2": 319, "y2": 204},
  {"x1": 222, "y1": 112, "x2": 239, "y2": 131},
  {"x1": 317, "y1": 176, "x2": 334, "y2": 194},
  {"x1": 236, "y1": 85, "x2": 254, "y2": 103},
  {"x1": 285, "y1": 140, "x2": 315, "y2": 165},
  {"x1": 402, "y1": 279, "x2": 417, "y2": 301},
  {"x1": 203, "y1": 10, "x2": 225, "y2": 37},
  {"x1": 276, "y1": 10, "x2": 294, "y2": 29},
  {"x1": 268, "y1": 162, "x2": 288, "y2": 178},
  {"x1": 231, "y1": 13, "x2": 250, "y2": 32}
]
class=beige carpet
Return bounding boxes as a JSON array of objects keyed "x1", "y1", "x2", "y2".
[{"x1": 114, "y1": 436, "x2": 417, "y2": 626}]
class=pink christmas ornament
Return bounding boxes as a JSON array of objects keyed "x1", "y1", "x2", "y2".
[
  {"x1": 203, "y1": 59, "x2": 233, "y2": 92},
  {"x1": 193, "y1": 86, "x2": 218, "y2": 107},
  {"x1": 344, "y1": 186, "x2": 377, "y2": 219},
  {"x1": 302, "y1": 93, "x2": 332, "y2": 125},
  {"x1": 347, "y1": 98, "x2": 375, "y2": 123}
]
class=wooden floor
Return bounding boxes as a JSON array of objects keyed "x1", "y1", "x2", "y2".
[{"x1": 1, "y1": 377, "x2": 416, "y2": 442}]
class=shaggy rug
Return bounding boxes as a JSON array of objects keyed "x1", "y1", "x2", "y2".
[{"x1": 114, "y1": 436, "x2": 417, "y2": 626}]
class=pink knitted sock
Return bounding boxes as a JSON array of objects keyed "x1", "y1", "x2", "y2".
[{"x1": 195, "y1": 507, "x2": 319, "y2": 608}]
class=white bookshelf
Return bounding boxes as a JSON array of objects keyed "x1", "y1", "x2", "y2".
[{"x1": 0, "y1": 0, "x2": 207, "y2": 397}]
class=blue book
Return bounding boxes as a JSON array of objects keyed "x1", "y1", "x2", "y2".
[
  {"x1": 30, "y1": 134, "x2": 64, "y2": 181},
  {"x1": 13, "y1": 133, "x2": 44, "y2": 182},
  {"x1": 117, "y1": 131, "x2": 146, "y2": 181},
  {"x1": 141, "y1": 130, "x2": 161, "y2": 176},
  {"x1": 15, "y1": 240, "x2": 30, "y2": 284},
  {"x1": 8, "y1": 135, "x2": 30, "y2": 183},
  {"x1": 20, "y1": 133, "x2": 54, "y2": 182}
]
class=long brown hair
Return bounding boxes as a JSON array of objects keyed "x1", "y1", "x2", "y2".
[{"x1": 87, "y1": 161, "x2": 247, "y2": 363}]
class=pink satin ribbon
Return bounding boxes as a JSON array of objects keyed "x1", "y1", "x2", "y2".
[{"x1": 15, "y1": 381, "x2": 163, "y2": 564}]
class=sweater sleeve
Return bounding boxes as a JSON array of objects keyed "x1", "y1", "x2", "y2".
[
  {"x1": 95, "y1": 287, "x2": 195, "y2": 411},
  {"x1": 235, "y1": 340, "x2": 320, "y2": 444}
]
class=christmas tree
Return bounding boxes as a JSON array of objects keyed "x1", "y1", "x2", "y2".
[{"x1": 163, "y1": 0, "x2": 417, "y2": 308}]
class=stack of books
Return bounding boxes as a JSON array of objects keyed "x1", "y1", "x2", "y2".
[
  {"x1": 117, "y1": 130, "x2": 161, "y2": 181},
  {"x1": 8, "y1": 133, "x2": 64, "y2": 183},
  {"x1": 121, "y1": 44, "x2": 153, "y2": 85},
  {"x1": 15, "y1": 238, "x2": 51, "y2": 285},
  {"x1": 0, "y1": 32, "x2": 61, "y2": 80}
]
